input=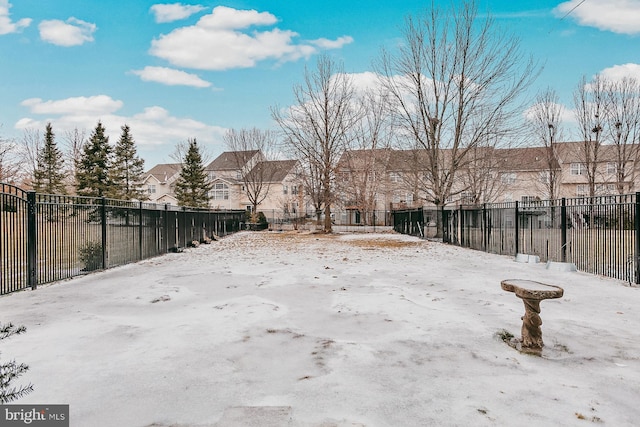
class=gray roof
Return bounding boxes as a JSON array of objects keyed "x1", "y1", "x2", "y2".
[
  {"x1": 246, "y1": 159, "x2": 299, "y2": 182},
  {"x1": 206, "y1": 150, "x2": 260, "y2": 171},
  {"x1": 143, "y1": 163, "x2": 182, "y2": 182}
]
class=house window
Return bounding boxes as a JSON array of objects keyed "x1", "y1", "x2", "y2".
[
  {"x1": 367, "y1": 172, "x2": 377, "y2": 182},
  {"x1": 576, "y1": 184, "x2": 588, "y2": 196},
  {"x1": 291, "y1": 186, "x2": 299, "y2": 195},
  {"x1": 500, "y1": 173, "x2": 516, "y2": 184},
  {"x1": 389, "y1": 172, "x2": 401, "y2": 183},
  {"x1": 607, "y1": 162, "x2": 618, "y2": 175},
  {"x1": 596, "y1": 184, "x2": 616, "y2": 195},
  {"x1": 521, "y1": 195, "x2": 536, "y2": 204},
  {"x1": 504, "y1": 193, "x2": 513, "y2": 203},
  {"x1": 539, "y1": 171, "x2": 550, "y2": 184},
  {"x1": 147, "y1": 184, "x2": 156, "y2": 194},
  {"x1": 393, "y1": 191, "x2": 412, "y2": 204},
  {"x1": 283, "y1": 185, "x2": 288, "y2": 195},
  {"x1": 571, "y1": 163, "x2": 586, "y2": 175},
  {"x1": 236, "y1": 170, "x2": 242, "y2": 180},
  {"x1": 210, "y1": 183, "x2": 229, "y2": 200},
  {"x1": 461, "y1": 192, "x2": 474, "y2": 204}
]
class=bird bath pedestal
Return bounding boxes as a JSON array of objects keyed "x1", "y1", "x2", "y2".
[{"x1": 501, "y1": 279, "x2": 564, "y2": 355}]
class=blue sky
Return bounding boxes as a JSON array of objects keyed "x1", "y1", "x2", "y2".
[{"x1": 1, "y1": 0, "x2": 639, "y2": 168}]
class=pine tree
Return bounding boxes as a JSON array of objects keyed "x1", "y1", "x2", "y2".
[
  {"x1": 33, "y1": 123, "x2": 66, "y2": 194},
  {"x1": 174, "y1": 138, "x2": 211, "y2": 208},
  {"x1": 75, "y1": 121, "x2": 113, "y2": 197},
  {"x1": 0, "y1": 323, "x2": 34, "y2": 404},
  {"x1": 109, "y1": 125, "x2": 146, "y2": 200}
]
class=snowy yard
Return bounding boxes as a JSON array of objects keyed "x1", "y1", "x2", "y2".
[{"x1": 1, "y1": 231, "x2": 639, "y2": 426}]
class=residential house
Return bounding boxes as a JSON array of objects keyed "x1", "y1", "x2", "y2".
[
  {"x1": 142, "y1": 151, "x2": 303, "y2": 217},
  {"x1": 494, "y1": 146, "x2": 560, "y2": 203},
  {"x1": 242, "y1": 159, "x2": 302, "y2": 217},
  {"x1": 554, "y1": 142, "x2": 640, "y2": 198},
  {"x1": 140, "y1": 163, "x2": 181, "y2": 205},
  {"x1": 205, "y1": 150, "x2": 263, "y2": 210},
  {"x1": 336, "y1": 141, "x2": 640, "y2": 212}
]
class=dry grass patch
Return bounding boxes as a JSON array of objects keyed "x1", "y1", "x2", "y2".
[{"x1": 344, "y1": 239, "x2": 425, "y2": 249}]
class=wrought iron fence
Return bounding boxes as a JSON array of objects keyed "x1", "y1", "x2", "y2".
[
  {"x1": 258, "y1": 209, "x2": 393, "y2": 231},
  {"x1": 1, "y1": 183, "x2": 245, "y2": 295},
  {"x1": 392, "y1": 194, "x2": 640, "y2": 284}
]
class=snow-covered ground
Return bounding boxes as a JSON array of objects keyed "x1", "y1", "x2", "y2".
[{"x1": 1, "y1": 231, "x2": 639, "y2": 426}]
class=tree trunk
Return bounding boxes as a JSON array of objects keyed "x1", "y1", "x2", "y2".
[
  {"x1": 323, "y1": 203, "x2": 332, "y2": 232},
  {"x1": 436, "y1": 203, "x2": 444, "y2": 239}
]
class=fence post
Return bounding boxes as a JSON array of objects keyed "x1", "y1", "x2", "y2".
[
  {"x1": 561, "y1": 198, "x2": 567, "y2": 263},
  {"x1": 101, "y1": 197, "x2": 107, "y2": 269},
  {"x1": 139, "y1": 201, "x2": 143, "y2": 260},
  {"x1": 27, "y1": 191, "x2": 37, "y2": 290},
  {"x1": 441, "y1": 207, "x2": 448, "y2": 243},
  {"x1": 459, "y1": 205, "x2": 465, "y2": 247},
  {"x1": 514, "y1": 201, "x2": 519, "y2": 255},
  {"x1": 635, "y1": 193, "x2": 640, "y2": 284},
  {"x1": 164, "y1": 204, "x2": 169, "y2": 252},
  {"x1": 482, "y1": 203, "x2": 488, "y2": 252}
]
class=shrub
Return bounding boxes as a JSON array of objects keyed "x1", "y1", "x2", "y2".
[
  {"x1": 79, "y1": 241, "x2": 103, "y2": 271},
  {"x1": 255, "y1": 211, "x2": 268, "y2": 225}
]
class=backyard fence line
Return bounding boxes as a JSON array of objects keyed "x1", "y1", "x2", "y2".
[
  {"x1": 1, "y1": 183, "x2": 245, "y2": 296},
  {"x1": 260, "y1": 209, "x2": 393, "y2": 232},
  {"x1": 392, "y1": 193, "x2": 640, "y2": 285}
]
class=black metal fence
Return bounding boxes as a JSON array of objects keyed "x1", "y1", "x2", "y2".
[
  {"x1": 1, "y1": 183, "x2": 245, "y2": 295},
  {"x1": 392, "y1": 194, "x2": 640, "y2": 284}
]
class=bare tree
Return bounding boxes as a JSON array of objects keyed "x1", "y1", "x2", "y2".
[
  {"x1": 0, "y1": 134, "x2": 19, "y2": 183},
  {"x1": 376, "y1": 0, "x2": 538, "y2": 234},
  {"x1": 605, "y1": 76, "x2": 640, "y2": 194},
  {"x1": 223, "y1": 128, "x2": 279, "y2": 216},
  {"x1": 272, "y1": 54, "x2": 361, "y2": 232},
  {"x1": 573, "y1": 74, "x2": 607, "y2": 197},
  {"x1": 337, "y1": 89, "x2": 394, "y2": 224},
  {"x1": 62, "y1": 127, "x2": 87, "y2": 191},
  {"x1": 16, "y1": 128, "x2": 42, "y2": 186},
  {"x1": 528, "y1": 88, "x2": 564, "y2": 200},
  {"x1": 459, "y1": 142, "x2": 505, "y2": 204},
  {"x1": 297, "y1": 158, "x2": 324, "y2": 223}
]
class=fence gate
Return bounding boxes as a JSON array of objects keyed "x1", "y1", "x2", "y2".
[{"x1": 1, "y1": 184, "x2": 35, "y2": 295}]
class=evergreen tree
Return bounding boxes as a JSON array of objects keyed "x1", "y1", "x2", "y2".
[
  {"x1": 174, "y1": 138, "x2": 211, "y2": 208},
  {"x1": 75, "y1": 122, "x2": 113, "y2": 197},
  {"x1": 33, "y1": 123, "x2": 66, "y2": 194},
  {"x1": 0, "y1": 323, "x2": 33, "y2": 403},
  {"x1": 109, "y1": 124, "x2": 146, "y2": 200}
]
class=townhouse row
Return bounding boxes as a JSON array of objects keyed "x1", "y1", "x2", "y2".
[{"x1": 140, "y1": 141, "x2": 640, "y2": 218}]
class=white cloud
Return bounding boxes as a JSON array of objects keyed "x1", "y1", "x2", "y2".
[
  {"x1": 20, "y1": 95, "x2": 123, "y2": 115},
  {"x1": 149, "y1": 5, "x2": 352, "y2": 70},
  {"x1": 131, "y1": 66, "x2": 212, "y2": 88},
  {"x1": 310, "y1": 36, "x2": 354, "y2": 50},
  {"x1": 554, "y1": 0, "x2": 640, "y2": 34},
  {"x1": 347, "y1": 71, "x2": 385, "y2": 93},
  {"x1": 599, "y1": 63, "x2": 640, "y2": 82},
  {"x1": 523, "y1": 102, "x2": 575, "y2": 124},
  {"x1": 0, "y1": 0, "x2": 31, "y2": 35},
  {"x1": 39, "y1": 17, "x2": 96, "y2": 46},
  {"x1": 15, "y1": 95, "x2": 228, "y2": 164},
  {"x1": 150, "y1": 3, "x2": 207, "y2": 23}
]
